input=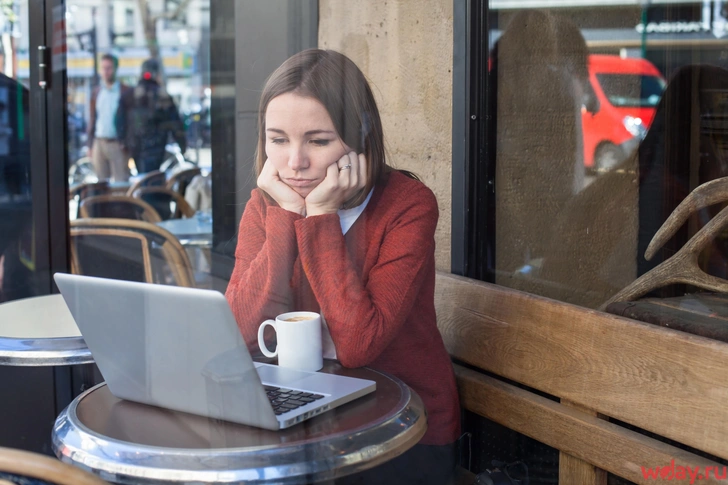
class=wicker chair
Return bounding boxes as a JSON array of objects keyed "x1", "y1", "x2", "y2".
[
  {"x1": 68, "y1": 181, "x2": 110, "y2": 201},
  {"x1": 131, "y1": 187, "x2": 195, "y2": 220},
  {"x1": 0, "y1": 447, "x2": 109, "y2": 485},
  {"x1": 70, "y1": 218, "x2": 195, "y2": 287},
  {"x1": 126, "y1": 170, "x2": 166, "y2": 196},
  {"x1": 78, "y1": 195, "x2": 162, "y2": 223},
  {"x1": 68, "y1": 182, "x2": 110, "y2": 219},
  {"x1": 166, "y1": 167, "x2": 201, "y2": 198}
]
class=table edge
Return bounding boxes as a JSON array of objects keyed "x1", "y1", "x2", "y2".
[
  {"x1": 0, "y1": 336, "x2": 93, "y2": 366},
  {"x1": 53, "y1": 374, "x2": 428, "y2": 483}
]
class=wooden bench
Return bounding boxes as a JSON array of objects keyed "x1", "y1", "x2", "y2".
[{"x1": 435, "y1": 272, "x2": 728, "y2": 485}]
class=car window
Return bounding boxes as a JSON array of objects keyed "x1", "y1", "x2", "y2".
[{"x1": 596, "y1": 74, "x2": 666, "y2": 107}]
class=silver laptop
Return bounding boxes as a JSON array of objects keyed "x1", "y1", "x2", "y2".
[{"x1": 54, "y1": 273, "x2": 376, "y2": 430}]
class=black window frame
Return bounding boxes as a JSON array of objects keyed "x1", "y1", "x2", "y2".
[{"x1": 452, "y1": 0, "x2": 495, "y2": 282}]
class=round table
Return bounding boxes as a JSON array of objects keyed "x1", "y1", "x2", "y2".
[
  {"x1": 52, "y1": 362, "x2": 427, "y2": 484},
  {"x1": 156, "y1": 217, "x2": 212, "y2": 248},
  {"x1": 0, "y1": 294, "x2": 93, "y2": 366}
]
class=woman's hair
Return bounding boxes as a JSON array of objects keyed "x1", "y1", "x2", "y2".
[{"x1": 255, "y1": 49, "x2": 387, "y2": 208}]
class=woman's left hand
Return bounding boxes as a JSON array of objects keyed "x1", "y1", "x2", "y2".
[{"x1": 306, "y1": 152, "x2": 367, "y2": 216}]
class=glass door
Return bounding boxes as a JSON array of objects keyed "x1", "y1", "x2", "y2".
[{"x1": 0, "y1": 0, "x2": 74, "y2": 455}]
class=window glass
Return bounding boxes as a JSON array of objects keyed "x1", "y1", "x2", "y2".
[
  {"x1": 55, "y1": 2, "x2": 462, "y2": 483},
  {"x1": 482, "y1": 1, "x2": 728, "y2": 483},
  {"x1": 488, "y1": 0, "x2": 728, "y2": 309},
  {"x1": 65, "y1": 0, "x2": 214, "y2": 288},
  {"x1": 1, "y1": 0, "x2": 39, "y2": 303},
  {"x1": 595, "y1": 73, "x2": 665, "y2": 107}
]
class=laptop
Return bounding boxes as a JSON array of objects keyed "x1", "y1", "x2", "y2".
[{"x1": 54, "y1": 273, "x2": 376, "y2": 430}]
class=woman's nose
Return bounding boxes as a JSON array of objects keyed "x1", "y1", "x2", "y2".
[{"x1": 288, "y1": 146, "x2": 309, "y2": 171}]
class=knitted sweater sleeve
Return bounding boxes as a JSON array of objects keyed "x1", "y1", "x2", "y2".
[
  {"x1": 295, "y1": 183, "x2": 438, "y2": 368},
  {"x1": 225, "y1": 190, "x2": 303, "y2": 348}
]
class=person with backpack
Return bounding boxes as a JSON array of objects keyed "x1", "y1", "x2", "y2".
[{"x1": 116, "y1": 58, "x2": 187, "y2": 174}]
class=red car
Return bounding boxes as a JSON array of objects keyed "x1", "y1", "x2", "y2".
[{"x1": 582, "y1": 55, "x2": 666, "y2": 173}]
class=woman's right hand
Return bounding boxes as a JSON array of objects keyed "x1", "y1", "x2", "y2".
[{"x1": 257, "y1": 159, "x2": 306, "y2": 216}]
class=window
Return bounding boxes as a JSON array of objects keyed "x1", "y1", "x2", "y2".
[
  {"x1": 459, "y1": 1, "x2": 728, "y2": 482},
  {"x1": 595, "y1": 73, "x2": 665, "y2": 108},
  {"x1": 59, "y1": 3, "x2": 462, "y2": 482},
  {"x1": 125, "y1": 8, "x2": 134, "y2": 30},
  {"x1": 469, "y1": 0, "x2": 728, "y2": 309}
]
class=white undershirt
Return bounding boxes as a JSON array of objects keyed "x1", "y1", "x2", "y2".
[{"x1": 338, "y1": 188, "x2": 374, "y2": 235}]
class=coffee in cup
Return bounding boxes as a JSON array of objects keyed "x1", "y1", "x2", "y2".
[
  {"x1": 258, "y1": 311, "x2": 323, "y2": 372},
  {"x1": 283, "y1": 316, "x2": 315, "y2": 322}
]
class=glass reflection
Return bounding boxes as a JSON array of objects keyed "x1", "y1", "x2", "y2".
[
  {"x1": 0, "y1": 0, "x2": 33, "y2": 303},
  {"x1": 65, "y1": 0, "x2": 212, "y2": 288}
]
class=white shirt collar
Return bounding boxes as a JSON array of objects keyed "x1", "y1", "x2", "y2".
[
  {"x1": 338, "y1": 188, "x2": 374, "y2": 234},
  {"x1": 101, "y1": 81, "x2": 119, "y2": 92}
]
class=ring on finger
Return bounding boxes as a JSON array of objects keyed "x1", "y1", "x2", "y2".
[{"x1": 338, "y1": 164, "x2": 352, "y2": 171}]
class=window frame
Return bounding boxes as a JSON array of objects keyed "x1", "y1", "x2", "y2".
[{"x1": 452, "y1": 0, "x2": 495, "y2": 282}]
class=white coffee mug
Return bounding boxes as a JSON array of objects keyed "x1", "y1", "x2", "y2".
[{"x1": 258, "y1": 311, "x2": 323, "y2": 372}]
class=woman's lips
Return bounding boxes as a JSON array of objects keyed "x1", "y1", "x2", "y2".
[{"x1": 284, "y1": 178, "x2": 317, "y2": 187}]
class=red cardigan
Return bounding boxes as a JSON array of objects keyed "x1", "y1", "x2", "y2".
[{"x1": 225, "y1": 170, "x2": 461, "y2": 445}]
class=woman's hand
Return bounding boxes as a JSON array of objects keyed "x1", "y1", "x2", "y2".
[
  {"x1": 257, "y1": 159, "x2": 306, "y2": 216},
  {"x1": 306, "y1": 152, "x2": 367, "y2": 217}
]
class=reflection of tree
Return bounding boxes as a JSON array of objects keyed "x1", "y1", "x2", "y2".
[
  {"x1": 0, "y1": 0, "x2": 17, "y2": 76},
  {"x1": 137, "y1": 0, "x2": 192, "y2": 60},
  {"x1": 0, "y1": 0, "x2": 17, "y2": 24}
]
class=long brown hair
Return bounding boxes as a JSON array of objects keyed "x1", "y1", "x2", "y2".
[{"x1": 255, "y1": 49, "x2": 387, "y2": 208}]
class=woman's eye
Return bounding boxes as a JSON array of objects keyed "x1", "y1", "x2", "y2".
[
  {"x1": 310, "y1": 139, "x2": 331, "y2": 146},
  {"x1": 270, "y1": 138, "x2": 286, "y2": 145}
]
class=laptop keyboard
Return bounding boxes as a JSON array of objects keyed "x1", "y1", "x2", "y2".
[{"x1": 264, "y1": 386, "x2": 325, "y2": 415}]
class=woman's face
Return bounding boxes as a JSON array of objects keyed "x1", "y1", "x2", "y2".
[{"x1": 265, "y1": 92, "x2": 351, "y2": 198}]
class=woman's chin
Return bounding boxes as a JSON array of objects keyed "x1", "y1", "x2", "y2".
[
  {"x1": 281, "y1": 179, "x2": 321, "y2": 199},
  {"x1": 292, "y1": 187, "x2": 313, "y2": 198}
]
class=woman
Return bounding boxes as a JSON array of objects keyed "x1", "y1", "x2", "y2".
[{"x1": 225, "y1": 49, "x2": 460, "y2": 484}]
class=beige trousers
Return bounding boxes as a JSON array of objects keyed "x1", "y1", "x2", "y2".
[{"x1": 92, "y1": 138, "x2": 130, "y2": 182}]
